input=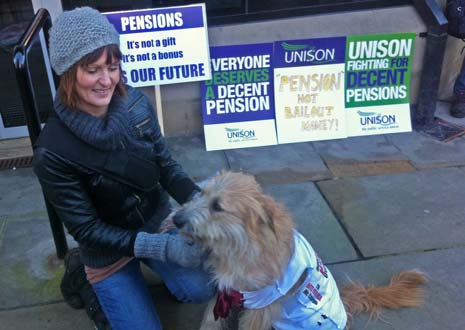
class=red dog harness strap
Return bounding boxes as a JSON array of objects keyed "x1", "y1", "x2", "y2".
[{"x1": 213, "y1": 289, "x2": 244, "y2": 320}]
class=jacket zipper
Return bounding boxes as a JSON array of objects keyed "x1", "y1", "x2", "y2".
[
  {"x1": 128, "y1": 96, "x2": 144, "y2": 112},
  {"x1": 135, "y1": 117, "x2": 151, "y2": 129}
]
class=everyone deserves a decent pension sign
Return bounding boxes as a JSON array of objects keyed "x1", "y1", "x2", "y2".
[
  {"x1": 201, "y1": 43, "x2": 277, "y2": 151},
  {"x1": 105, "y1": 4, "x2": 211, "y2": 87}
]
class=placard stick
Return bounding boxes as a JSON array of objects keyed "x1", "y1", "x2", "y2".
[{"x1": 154, "y1": 85, "x2": 164, "y2": 135}]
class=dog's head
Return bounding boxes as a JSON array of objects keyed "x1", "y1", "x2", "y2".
[{"x1": 173, "y1": 171, "x2": 294, "y2": 258}]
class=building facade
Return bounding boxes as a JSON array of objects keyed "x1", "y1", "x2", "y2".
[{"x1": 0, "y1": 0, "x2": 458, "y2": 139}]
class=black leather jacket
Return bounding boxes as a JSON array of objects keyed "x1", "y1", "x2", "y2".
[{"x1": 33, "y1": 86, "x2": 199, "y2": 267}]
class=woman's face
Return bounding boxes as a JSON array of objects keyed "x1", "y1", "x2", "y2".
[{"x1": 75, "y1": 50, "x2": 120, "y2": 117}]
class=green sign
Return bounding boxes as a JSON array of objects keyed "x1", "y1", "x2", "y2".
[{"x1": 345, "y1": 33, "x2": 415, "y2": 108}]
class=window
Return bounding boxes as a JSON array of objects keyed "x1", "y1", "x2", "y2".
[{"x1": 62, "y1": 0, "x2": 411, "y2": 25}]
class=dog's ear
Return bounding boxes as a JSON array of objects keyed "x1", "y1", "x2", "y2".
[
  {"x1": 258, "y1": 193, "x2": 296, "y2": 240},
  {"x1": 257, "y1": 194, "x2": 279, "y2": 233}
]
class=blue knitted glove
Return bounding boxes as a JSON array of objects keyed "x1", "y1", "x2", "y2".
[{"x1": 134, "y1": 232, "x2": 203, "y2": 268}]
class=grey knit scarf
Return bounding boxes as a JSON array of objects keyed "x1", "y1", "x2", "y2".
[{"x1": 54, "y1": 94, "x2": 129, "y2": 151}]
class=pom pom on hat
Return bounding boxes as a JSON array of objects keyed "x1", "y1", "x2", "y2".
[{"x1": 49, "y1": 7, "x2": 120, "y2": 75}]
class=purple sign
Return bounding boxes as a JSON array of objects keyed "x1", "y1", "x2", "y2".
[
  {"x1": 274, "y1": 36, "x2": 346, "y2": 68},
  {"x1": 105, "y1": 6, "x2": 204, "y2": 35},
  {"x1": 201, "y1": 43, "x2": 275, "y2": 125}
]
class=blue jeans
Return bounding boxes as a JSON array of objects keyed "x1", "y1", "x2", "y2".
[{"x1": 92, "y1": 257, "x2": 215, "y2": 330}]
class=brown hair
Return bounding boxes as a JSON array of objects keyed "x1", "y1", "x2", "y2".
[{"x1": 57, "y1": 44, "x2": 126, "y2": 109}]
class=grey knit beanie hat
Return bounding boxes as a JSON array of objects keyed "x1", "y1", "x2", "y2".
[{"x1": 49, "y1": 7, "x2": 120, "y2": 75}]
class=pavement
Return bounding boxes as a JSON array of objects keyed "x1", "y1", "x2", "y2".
[{"x1": 1, "y1": 102, "x2": 465, "y2": 330}]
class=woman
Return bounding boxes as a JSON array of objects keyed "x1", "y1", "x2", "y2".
[{"x1": 33, "y1": 7, "x2": 214, "y2": 330}]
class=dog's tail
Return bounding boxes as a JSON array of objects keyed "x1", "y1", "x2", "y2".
[{"x1": 339, "y1": 270, "x2": 427, "y2": 328}]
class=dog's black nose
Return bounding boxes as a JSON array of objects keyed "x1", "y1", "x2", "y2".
[{"x1": 172, "y1": 212, "x2": 187, "y2": 229}]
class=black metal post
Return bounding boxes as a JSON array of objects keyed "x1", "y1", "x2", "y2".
[
  {"x1": 13, "y1": 8, "x2": 68, "y2": 259},
  {"x1": 413, "y1": 0, "x2": 449, "y2": 128}
]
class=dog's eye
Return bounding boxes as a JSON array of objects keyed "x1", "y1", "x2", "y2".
[{"x1": 210, "y1": 198, "x2": 223, "y2": 212}]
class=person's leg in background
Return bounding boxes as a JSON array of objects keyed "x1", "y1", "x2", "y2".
[
  {"x1": 452, "y1": 55, "x2": 465, "y2": 118},
  {"x1": 92, "y1": 259, "x2": 162, "y2": 330}
]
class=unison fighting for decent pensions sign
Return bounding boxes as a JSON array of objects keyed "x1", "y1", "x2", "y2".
[
  {"x1": 105, "y1": 4, "x2": 210, "y2": 87},
  {"x1": 345, "y1": 33, "x2": 415, "y2": 136}
]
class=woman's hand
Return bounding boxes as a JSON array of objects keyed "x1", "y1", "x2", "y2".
[{"x1": 134, "y1": 232, "x2": 203, "y2": 268}]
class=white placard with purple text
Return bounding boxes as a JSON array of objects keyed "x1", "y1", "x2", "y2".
[{"x1": 105, "y1": 4, "x2": 211, "y2": 87}]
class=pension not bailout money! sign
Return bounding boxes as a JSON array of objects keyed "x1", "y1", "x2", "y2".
[
  {"x1": 105, "y1": 4, "x2": 210, "y2": 87},
  {"x1": 201, "y1": 43, "x2": 277, "y2": 151},
  {"x1": 273, "y1": 37, "x2": 348, "y2": 144}
]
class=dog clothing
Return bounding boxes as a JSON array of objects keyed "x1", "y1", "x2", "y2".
[{"x1": 239, "y1": 230, "x2": 347, "y2": 330}]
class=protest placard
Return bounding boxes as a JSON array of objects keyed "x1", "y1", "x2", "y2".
[
  {"x1": 345, "y1": 33, "x2": 415, "y2": 136},
  {"x1": 273, "y1": 37, "x2": 347, "y2": 144},
  {"x1": 201, "y1": 43, "x2": 277, "y2": 151},
  {"x1": 105, "y1": 4, "x2": 210, "y2": 87}
]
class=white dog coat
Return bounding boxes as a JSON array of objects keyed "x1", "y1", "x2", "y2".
[{"x1": 240, "y1": 230, "x2": 347, "y2": 330}]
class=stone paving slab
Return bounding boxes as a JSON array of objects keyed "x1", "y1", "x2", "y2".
[
  {"x1": 312, "y1": 135, "x2": 408, "y2": 164},
  {"x1": 263, "y1": 181, "x2": 358, "y2": 263},
  {"x1": 225, "y1": 143, "x2": 331, "y2": 184},
  {"x1": 0, "y1": 137, "x2": 32, "y2": 161},
  {"x1": 387, "y1": 131, "x2": 465, "y2": 169},
  {"x1": 330, "y1": 247, "x2": 465, "y2": 330},
  {"x1": 312, "y1": 135, "x2": 417, "y2": 177},
  {"x1": 0, "y1": 286, "x2": 207, "y2": 330},
  {"x1": 166, "y1": 136, "x2": 230, "y2": 181},
  {"x1": 0, "y1": 302, "x2": 94, "y2": 330},
  {"x1": 317, "y1": 168, "x2": 465, "y2": 257},
  {"x1": 326, "y1": 160, "x2": 416, "y2": 178},
  {"x1": 0, "y1": 167, "x2": 46, "y2": 219},
  {"x1": 0, "y1": 217, "x2": 64, "y2": 309}
]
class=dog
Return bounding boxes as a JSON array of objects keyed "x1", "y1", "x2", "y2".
[{"x1": 171, "y1": 171, "x2": 427, "y2": 330}]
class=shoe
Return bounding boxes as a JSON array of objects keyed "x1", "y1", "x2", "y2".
[
  {"x1": 61, "y1": 248, "x2": 86, "y2": 308},
  {"x1": 451, "y1": 92, "x2": 465, "y2": 118},
  {"x1": 61, "y1": 248, "x2": 111, "y2": 330}
]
